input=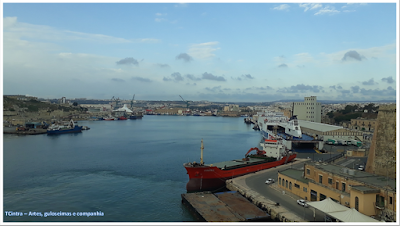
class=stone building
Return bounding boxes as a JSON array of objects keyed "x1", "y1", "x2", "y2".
[
  {"x1": 278, "y1": 161, "x2": 396, "y2": 221},
  {"x1": 365, "y1": 104, "x2": 396, "y2": 179},
  {"x1": 350, "y1": 118, "x2": 377, "y2": 132}
]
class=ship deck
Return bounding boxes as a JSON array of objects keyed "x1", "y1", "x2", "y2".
[{"x1": 207, "y1": 157, "x2": 267, "y2": 169}]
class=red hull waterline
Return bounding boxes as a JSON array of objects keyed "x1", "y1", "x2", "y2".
[{"x1": 184, "y1": 153, "x2": 296, "y2": 192}]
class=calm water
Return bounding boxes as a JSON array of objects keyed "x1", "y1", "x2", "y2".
[{"x1": 3, "y1": 116, "x2": 262, "y2": 222}]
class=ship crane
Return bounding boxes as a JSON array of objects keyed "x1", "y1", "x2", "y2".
[{"x1": 245, "y1": 147, "x2": 266, "y2": 157}]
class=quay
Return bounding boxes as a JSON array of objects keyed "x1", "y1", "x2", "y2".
[
  {"x1": 182, "y1": 158, "x2": 311, "y2": 222},
  {"x1": 3, "y1": 127, "x2": 47, "y2": 135},
  {"x1": 181, "y1": 191, "x2": 271, "y2": 222}
]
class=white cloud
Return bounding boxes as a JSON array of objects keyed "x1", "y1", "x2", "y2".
[
  {"x1": 273, "y1": 4, "x2": 290, "y2": 11},
  {"x1": 320, "y1": 44, "x2": 396, "y2": 63},
  {"x1": 188, "y1": 42, "x2": 220, "y2": 59},
  {"x1": 299, "y1": 3, "x2": 322, "y2": 12},
  {"x1": 294, "y1": 52, "x2": 314, "y2": 64},
  {"x1": 155, "y1": 18, "x2": 166, "y2": 22},
  {"x1": 3, "y1": 17, "x2": 132, "y2": 43},
  {"x1": 314, "y1": 6, "x2": 340, "y2": 15}
]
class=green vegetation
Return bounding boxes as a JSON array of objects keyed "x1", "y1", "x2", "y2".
[
  {"x1": 334, "y1": 113, "x2": 363, "y2": 124},
  {"x1": 3, "y1": 96, "x2": 79, "y2": 113},
  {"x1": 328, "y1": 104, "x2": 378, "y2": 124}
]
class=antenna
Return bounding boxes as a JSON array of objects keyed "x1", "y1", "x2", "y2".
[{"x1": 200, "y1": 139, "x2": 204, "y2": 165}]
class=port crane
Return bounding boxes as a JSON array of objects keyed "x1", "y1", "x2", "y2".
[
  {"x1": 130, "y1": 94, "x2": 135, "y2": 109},
  {"x1": 111, "y1": 96, "x2": 120, "y2": 109},
  {"x1": 179, "y1": 95, "x2": 190, "y2": 109}
]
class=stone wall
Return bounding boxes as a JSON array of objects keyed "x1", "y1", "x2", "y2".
[{"x1": 365, "y1": 104, "x2": 396, "y2": 179}]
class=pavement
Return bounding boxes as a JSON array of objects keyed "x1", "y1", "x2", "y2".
[{"x1": 227, "y1": 158, "x2": 329, "y2": 222}]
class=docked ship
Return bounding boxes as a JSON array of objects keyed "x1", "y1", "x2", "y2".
[
  {"x1": 255, "y1": 110, "x2": 323, "y2": 152},
  {"x1": 47, "y1": 119, "x2": 83, "y2": 135},
  {"x1": 256, "y1": 111, "x2": 302, "y2": 140},
  {"x1": 183, "y1": 139, "x2": 296, "y2": 193}
]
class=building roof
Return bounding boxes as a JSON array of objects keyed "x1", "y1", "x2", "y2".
[
  {"x1": 350, "y1": 185, "x2": 380, "y2": 194},
  {"x1": 307, "y1": 162, "x2": 396, "y2": 191},
  {"x1": 279, "y1": 168, "x2": 309, "y2": 184},
  {"x1": 298, "y1": 120, "x2": 343, "y2": 132}
]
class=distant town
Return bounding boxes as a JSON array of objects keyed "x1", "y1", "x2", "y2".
[{"x1": 3, "y1": 94, "x2": 395, "y2": 128}]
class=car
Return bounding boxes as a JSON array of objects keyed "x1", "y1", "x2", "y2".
[
  {"x1": 265, "y1": 178, "x2": 275, "y2": 184},
  {"x1": 358, "y1": 165, "x2": 364, "y2": 171},
  {"x1": 297, "y1": 199, "x2": 308, "y2": 207}
]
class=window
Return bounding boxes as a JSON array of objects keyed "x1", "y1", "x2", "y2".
[
  {"x1": 320, "y1": 193, "x2": 326, "y2": 201},
  {"x1": 336, "y1": 181, "x2": 339, "y2": 189},
  {"x1": 294, "y1": 183, "x2": 300, "y2": 189},
  {"x1": 306, "y1": 169, "x2": 310, "y2": 175},
  {"x1": 390, "y1": 196, "x2": 393, "y2": 205},
  {"x1": 279, "y1": 177, "x2": 281, "y2": 185},
  {"x1": 303, "y1": 187, "x2": 307, "y2": 192},
  {"x1": 355, "y1": 197, "x2": 359, "y2": 211},
  {"x1": 286, "y1": 180, "x2": 288, "y2": 188},
  {"x1": 319, "y1": 175, "x2": 323, "y2": 183},
  {"x1": 342, "y1": 182, "x2": 346, "y2": 192},
  {"x1": 328, "y1": 178, "x2": 333, "y2": 184},
  {"x1": 289, "y1": 182, "x2": 292, "y2": 190}
]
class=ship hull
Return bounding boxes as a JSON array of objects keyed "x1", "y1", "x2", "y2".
[
  {"x1": 184, "y1": 153, "x2": 296, "y2": 192},
  {"x1": 47, "y1": 126, "x2": 83, "y2": 135}
]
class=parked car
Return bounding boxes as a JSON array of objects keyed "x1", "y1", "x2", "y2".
[
  {"x1": 358, "y1": 165, "x2": 364, "y2": 171},
  {"x1": 297, "y1": 199, "x2": 308, "y2": 207},
  {"x1": 265, "y1": 178, "x2": 275, "y2": 184}
]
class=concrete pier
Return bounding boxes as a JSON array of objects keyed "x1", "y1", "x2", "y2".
[
  {"x1": 181, "y1": 191, "x2": 270, "y2": 222},
  {"x1": 3, "y1": 127, "x2": 47, "y2": 135}
]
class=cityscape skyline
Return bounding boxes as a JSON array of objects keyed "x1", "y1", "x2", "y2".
[{"x1": 3, "y1": 2, "x2": 398, "y2": 102}]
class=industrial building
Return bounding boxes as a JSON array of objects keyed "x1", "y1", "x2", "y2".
[
  {"x1": 298, "y1": 120, "x2": 364, "y2": 142},
  {"x1": 293, "y1": 96, "x2": 322, "y2": 123}
]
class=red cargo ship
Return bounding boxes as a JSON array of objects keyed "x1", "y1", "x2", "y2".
[{"x1": 184, "y1": 139, "x2": 296, "y2": 192}]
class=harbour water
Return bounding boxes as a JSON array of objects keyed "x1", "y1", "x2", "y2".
[{"x1": 3, "y1": 116, "x2": 262, "y2": 222}]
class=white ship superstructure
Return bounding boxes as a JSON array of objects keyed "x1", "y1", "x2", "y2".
[
  {"x1": 259, "y1": 138, "x2": 292, "y2": 159},
  {"x1": 256, "y1": 111, "x2": 302, "y2": 140}
]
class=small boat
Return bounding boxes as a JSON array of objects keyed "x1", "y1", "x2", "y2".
[
  {"x1": 118, "y1": 116, "x2": 127, "y2": 120},
  {"x1": 47, "y1": 119, "x2": 82, "y2": 135},
  {"x1": 82, "y1": 126, "x2": 90, "y2": 130},
  {"x1": 104, "y1": 116, "x2": 117, "y2": 121}
]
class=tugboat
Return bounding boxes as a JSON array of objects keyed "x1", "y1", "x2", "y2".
[
  {"x1": 47, "y1": 119, "x2": 83, "y2": 135},
  {"x1": 183, "y1": 139, "x2": 296, "y2": 192}
]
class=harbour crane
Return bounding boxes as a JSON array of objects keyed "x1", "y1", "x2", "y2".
[
  {"x1": 111, "y1": 96, "x2": 120, "y2": 109},
  {"x1": 130, "y1": 94, "x2": 135, "y2": 109},
  {"x1": 179, "y1": 95, "x2": 190, "y2": 109}
]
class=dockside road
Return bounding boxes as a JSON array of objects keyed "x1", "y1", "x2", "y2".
[{"x1": 226, "y1": 158, "x2": 326, "y2": 222}]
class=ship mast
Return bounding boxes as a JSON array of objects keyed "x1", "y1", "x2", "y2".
[{"x1": 200, "y1": 139, "x2": 204, "y2": 165}]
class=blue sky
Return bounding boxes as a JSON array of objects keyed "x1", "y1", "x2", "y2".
[{"x1": 2, "y1": 2, "x2": 398, "y2": 102}]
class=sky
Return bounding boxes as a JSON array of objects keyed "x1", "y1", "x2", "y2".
[{"x1": 2, "y1": 1, "x2": 398, "y2": 102}]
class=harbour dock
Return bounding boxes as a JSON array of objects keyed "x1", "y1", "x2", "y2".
[
  {"x1": 181, "y1": 191, "x2": 271, "y2": 222},
  {"x1": 3, "y1": 127, "x2": 47, "y2": 135}
]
